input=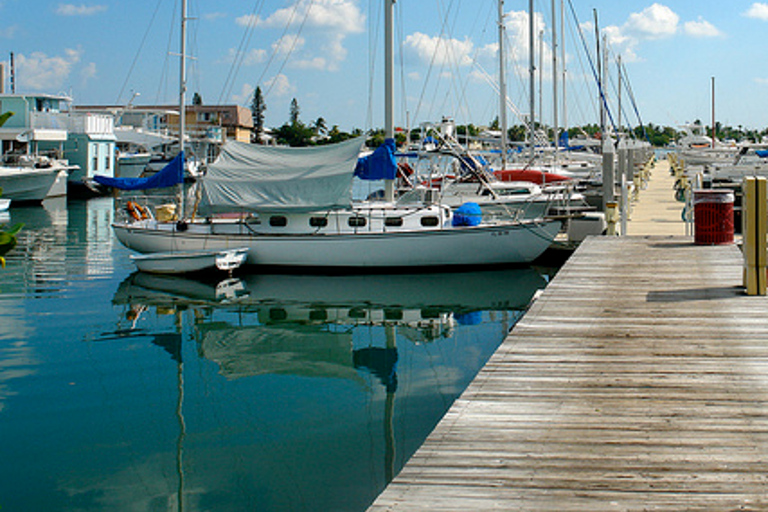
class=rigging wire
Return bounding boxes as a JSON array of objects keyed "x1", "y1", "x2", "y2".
[
  {"x1": 261, "y1": 0, "x2": 315, "y2": 102},
  {"x1": 217, "y1": 0, "x2": 267, "y2": 106},
  {"x1": 565, "y1": 0, "x2": 618, "y2": 137},
  {"x1": 154, "y1": 0, "x2": 179, "y2": 104},
  {"x1": 115, "y1": 0, "x2": 166, "y2": 105}
]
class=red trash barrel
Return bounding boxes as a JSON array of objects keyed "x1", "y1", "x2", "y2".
[{"x1": 693, "y1": 189, "x2": 734, "y2": 245}]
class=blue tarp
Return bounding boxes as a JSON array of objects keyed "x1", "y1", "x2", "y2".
[
  {"x1": 354, "y1": 138, "x2": 397, "y2": 181},
  {"x1": 756, "y1": 150, "x2": 768, "y2": 158},
  {"x1": 452, "y1": 202, "x2": 482, "y2": 227},
  {"x1": 94, "y1": 151, "x2": 185, "y2": 190}
]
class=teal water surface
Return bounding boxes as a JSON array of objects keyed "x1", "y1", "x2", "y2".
[{"x1": 0, "y1": 197, "x2": 549, "y2": 511}]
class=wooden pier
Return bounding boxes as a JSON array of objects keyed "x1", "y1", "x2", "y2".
[{"x1": 369, "y1": 159, "x2": 768, "y2": 510}]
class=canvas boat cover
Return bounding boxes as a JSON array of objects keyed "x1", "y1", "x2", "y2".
[
  {"x1": 94, "y1": 151, "x2": 184, "y2": 190},
  {"x1": 200, "y1": 137, "x2": 365, "y2": 213}
]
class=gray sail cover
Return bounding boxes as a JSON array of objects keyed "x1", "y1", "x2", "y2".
[{"x1": 200, "y1": 136, "x2": 365, "y2": 213}]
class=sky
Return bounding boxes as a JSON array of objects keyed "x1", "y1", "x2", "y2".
[{"x1": 2, "y1": 0, "x2": 768, "y2": 133}]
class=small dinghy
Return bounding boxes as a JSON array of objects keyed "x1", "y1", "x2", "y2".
[
  {"x1": 0, "y1": 198, "x2": 10, "y2": 212},
  {"x1": 130, "y1": 247, "x2": 249, "y2": 275}
]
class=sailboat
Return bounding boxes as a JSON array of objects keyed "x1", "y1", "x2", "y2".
[{"x1": 107, "y1": 0, "x2": 562, "y2": 270}]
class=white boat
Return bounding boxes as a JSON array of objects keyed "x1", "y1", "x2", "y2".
[
  {"x1": 0, "y1": 160, "x2": 73, "y2": 202},
  {"x1": 130, "y1": 247, "x2": 248, "y2": 274},
  {"x1": 0, "y1": 198, "x2": 9, "y2": 212},
  {"x1": 112, "y1": 137, "x2": 561, "y2": 269}
]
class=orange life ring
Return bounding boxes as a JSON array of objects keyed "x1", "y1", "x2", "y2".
[{"x1": 126, "y1": 201, "x2": 148, "y2": 221}]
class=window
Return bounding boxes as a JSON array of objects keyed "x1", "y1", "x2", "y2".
[
  {"x1": 348, "y1": 216, "x2": 367, "y2": 228},
  {"x1": 420, "y1": 216, "x2": 439, "y2": 227},
  {"x1": 309, "y1": 217, "x2": 328, "y2": 228},
  {"x1": 384, "y1": 217, "x2": 403, "y2": 227},
  {"x1": 269, "y1": 216, "x2": 287, "y2": 227}
]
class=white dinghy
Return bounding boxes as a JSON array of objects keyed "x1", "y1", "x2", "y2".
[{"x1": 130, "y1": 247, "x2": 249, "y2": 275}]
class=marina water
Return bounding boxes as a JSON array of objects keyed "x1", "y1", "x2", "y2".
[{"x1": 0, "y1": 197, "x2": 551, "y2": 511}]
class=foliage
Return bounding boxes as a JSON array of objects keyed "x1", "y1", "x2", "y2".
[
  {"x1": 250, "y1": 86, "x2": 266, "y2": 143},
  {"x1": 0, "y1": 223, "x2": 23, "y2": 269}
]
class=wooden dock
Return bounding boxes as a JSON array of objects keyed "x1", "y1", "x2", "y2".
[{"x1": 369, "y1": 159, "x2": 768, "y2": 510}]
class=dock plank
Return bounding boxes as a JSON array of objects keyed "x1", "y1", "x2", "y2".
[{"x1": 368, "y1": 236, "x2": 768, "y2": 510}]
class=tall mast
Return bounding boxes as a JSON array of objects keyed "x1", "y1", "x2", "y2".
[
  {"x1": 711, "y1": 76, "x2": 716, "y2": 149},
  {"x1": 178, "y1": 0, "x2": 188, "y2": 219},
  {"x1": 384, "y1": 0, "x2": 395, "y2": 202},
  {"x1": 498, "y1": 0, "x2": 508, "y2": 168},
  {"x1": 551, "y1": 0, "x2": 558, "y2": 156},
  {"x1": 528, "y1": 0, "x2": 535, "y2": 159},
  {"x1": 560, "y1": 0, "x2": 567, "y2": 133}
]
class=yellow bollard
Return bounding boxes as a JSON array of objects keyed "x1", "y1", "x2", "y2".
[
  {"x1": 605, "y1": 201, "x2": 619, "y2": 236},
  {"x1": 743, "y1": 176, "x2": 767, "y2": 295}
]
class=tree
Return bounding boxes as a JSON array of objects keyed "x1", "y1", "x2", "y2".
[
  {"x1": 250, "y1": 86, "x2": 266, "y2": 143},
  {"x1": 289, "y1": 98, "x2": 300, "y2": 126},
  {"x1": 192, "y1": 92, "x2": 203, "y2": 106},
  {"x1": 313, "y1": 117, "x2": 327, "y2": 136}
]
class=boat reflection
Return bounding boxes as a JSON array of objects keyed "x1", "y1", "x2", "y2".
[
  {"x1": 113, "y1": 268, "x2": 546, "y2": 378},
  {"x1": 111, "y1": 268, "x2": 547, "y2": 496}
]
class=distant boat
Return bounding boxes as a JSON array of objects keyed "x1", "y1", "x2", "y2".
[
  {"x1": 0, "y1": 198, "x2": 9, "y2": 212},
  {"x1": 0, "y1": 156, "x2": 75, "y2": 202},
  {"x1": 130, "y1": 247, "x2": 248, "y2": 275}
]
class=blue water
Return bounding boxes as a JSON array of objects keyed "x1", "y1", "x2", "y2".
[{"x1": 0, "y1": 197, "x2": 549, "y2": 511}]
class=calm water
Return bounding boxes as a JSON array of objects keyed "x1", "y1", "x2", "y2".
[{"x1": 0, "y1": 197, "x2": 550, "y2": 512}]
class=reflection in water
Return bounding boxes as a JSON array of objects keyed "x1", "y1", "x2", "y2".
[
  {"x1": 110, "y1": 268, "x2": 546, "y2": 508},
  {"x1": 0, "y1": 196, "x2": 551, "y2": 511}
]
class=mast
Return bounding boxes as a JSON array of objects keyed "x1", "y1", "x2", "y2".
[
  {"x1": 594, "y1": 9, "x2": 605, "y2": 138},
  {"x1": 528, "y1": 0, "x2": 535, "y2": 159},
  {"x1": 178, "y1": 0, "x2": 188, "y2": 219},
  {"x1": 384, "y1": 0, "x2": 395, "y2": 202},
  {"x1": 498, "y1": 0, "x2": 508, "y2": 168},
  {"x1": 560, "y1": 0, "x2": 567, "y2": 134},
  {"x1": 711, "y1": 76, "x2": 716, "y2": 149},
  {"x1": 551, "y1": 0, "x2": 559, "y2": 157},
  {"x1": 617, "y1": 55, "x2": 622, "y2": 132}
]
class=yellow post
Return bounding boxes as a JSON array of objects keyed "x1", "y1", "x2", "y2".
[
  {"x1": 605, "y1": 201, "x2": 619, "y2": 236},
  {"x1": 743, "y1": 176, "x2": 767, "y2": 295}
]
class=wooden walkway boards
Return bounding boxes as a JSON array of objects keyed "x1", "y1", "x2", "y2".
[{"x1": 369, "y1": 236, "x2": 768, "y2": 511}]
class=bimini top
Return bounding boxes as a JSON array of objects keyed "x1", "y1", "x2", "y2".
[{"x1": 200, "y1": 136, "x2": 366, "y2": 213}]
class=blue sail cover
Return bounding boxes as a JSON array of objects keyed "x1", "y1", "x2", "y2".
[
  {"x1": 94, "y1": 151, "x2": 185, "y2": 190},
  {"x1": 354, "y1": 138, "x2": 397, "y2": 181}
]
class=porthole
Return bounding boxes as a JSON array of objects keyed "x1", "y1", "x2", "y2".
[
  {"x1": 269, "y1": 216, "x2": 287, "y2": 227},
  {"x1": 309, "y1": 217, "x2": 328, "y2": 228},
  {"x1": 420, "y1": 216, "x2": 439, "y2": 227},
  {"x1": 384, "y1": 217, "x2": 403, "y2": 227},
  {"x1": 348, "y1": 216, "x2": 367, "y2": 228}
]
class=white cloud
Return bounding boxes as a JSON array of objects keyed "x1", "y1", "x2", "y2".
[
  {"x1": 272, "y1": 34, "x2": 306, "y2": 56},
  {"x1": 204, "y1": 12, "x2": 227, "y2": 22},
  {"x1": 744, "y1": 3, "x2": 768, "y2": 20},
  {"x1": 252, "y1": 0, "x2": 364, "y2": 33},
  {"x1": 404, "y1": 32, "x2": 476, "y2": 68},
  {"x1": 683, "y1": 17, "x2": 722, "y2": 38},
  {"x1": 264, "y1": 74, "x2": 295, "y2": 97},
  {"x1": 56, "y1": 4, "x2": 107, "y2": 16},
  {"x1": 80, "y1": 62, "x2": 97, "y2": 85},
  {"x1": 230, "y1": 83, "x2": 254, "y2": 104},
  {"x1": 16, "y1": 49, "x2": 82, "y2": 90},
  {"x1": 223, "y1": 48, "x2": 268, "y2": 67},
  {"x1": 238, "y1": 0, "x2": 364, "y2": 73},
  {"x1": 754, "y1": 77, "x2": 768, "y2": 85},
  {"x1": 624, "y1": 3, "x2": 679, "y2": 40}
]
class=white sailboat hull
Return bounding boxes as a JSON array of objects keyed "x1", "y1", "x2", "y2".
[
  {"x1": 0, "y1": 166, "x2": 66, "y2": 202},
  {"x1": 114, "y1": 218, "x2": 561, "y2": 269}
]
